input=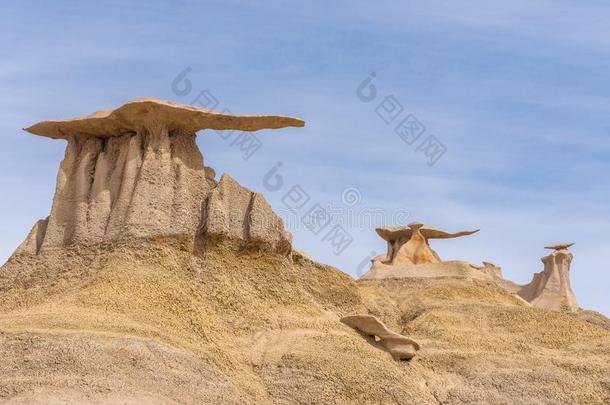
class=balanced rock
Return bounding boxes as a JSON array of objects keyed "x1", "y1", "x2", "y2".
[
  {"x1": 13, "y1": 98, "x2": 304, "y2": 256},
  {"x1": 518, "y1": 243, "x2": 578, "y2": 312},
  {"x1": 376, "y1": 222, "x2": 479, "y2": 266},
  {"x1": 362, "y1": 221, "x2": 485, "y2": 280},
  {"x1": 341, "y1": 314, "x2": 420, "y2": 360}
]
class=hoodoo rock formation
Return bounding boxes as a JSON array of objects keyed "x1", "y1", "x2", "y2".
[
  {"x1": 361, "y1": 221, "x2": 488, "y2": 281},
  {"x1": 1, "y1": 101, "x2": 609, "y2": 404},
  {"x1": 375, "y1": 221, "x2": 480, "y2": 265},
  {"x1": 518, "y1": 243, "x2": 578, "y2": 312},
  {"x1": 13, "y1": 98, "x2": 303, "y2": 257},
  {"x1": 361, "y1": 221, "x2": 581, "y2": 313}
]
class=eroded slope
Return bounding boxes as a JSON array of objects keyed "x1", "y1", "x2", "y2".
[{"x1": 1, "y1": 243, "x2": 609, "y2": 404}]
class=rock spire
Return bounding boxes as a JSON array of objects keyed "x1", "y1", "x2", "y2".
[{"x1": 518, "y1": 243, "x2": 578, "y2": 312}]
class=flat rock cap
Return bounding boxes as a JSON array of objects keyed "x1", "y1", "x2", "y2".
[
  {"x1": 376, "y1": 224, "x2": 479, "y2": 241},
  {"x1": 24, "y1": 98, "x2": 305, "y2": 139},
  {"x1": 544, "y1": 242, "x2": 574, "y2": 251}
]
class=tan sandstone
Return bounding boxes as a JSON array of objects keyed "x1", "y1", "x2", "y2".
[
  {"x1": 364, "y1": 221, "x2": 582, "y2": 313},
  {"x1": 197, "y1": 173, "x2": 292, "y2": 254},
  {"x1": 518, "y1": 244, "x2": 578, "y2": 312},
  {"x1": 14, "y1": 98, "x2": 303, "y2": 257},
  {"x1": 341, "y1": 314, "x2": 420, "y2": 360},
  {"x1": 1, "y1": 101, "x2": 608, "y2": 404},
  {"x1": 376, "y1": 222, "x2": 479, "y2": 266}
]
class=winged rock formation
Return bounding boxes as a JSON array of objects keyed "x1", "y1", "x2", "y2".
[
  {"x1": 375, "y1": 221, "x2": 480, "y2": 266},
  {"x1": 362, "y1": 221, "x2": 488, "y2": 281},
  {"x1": 364, "y1": 221, "x2": 580, "y2": 313},
  {"x1": 14, "y1": 98, "x2": 303, "y2": 256}
]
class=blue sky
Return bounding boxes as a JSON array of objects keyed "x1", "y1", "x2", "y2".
[{"x1": 1, "y1": 1, "x2": 608, "y2": 316}]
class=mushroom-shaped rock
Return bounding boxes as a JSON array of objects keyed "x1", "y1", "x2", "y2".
[
  {"x1": 375, "y1": 222, "x2": 479, "y2": 265},
  {"x1": 341, "y1": 315, "x2": 420, "y2": 360},
  {"x1": 518, "y1": 244, "x2": 578, "y2": 312},
  {"x1": 13, "y1": 98, "x2": 303, "y2": 256}
]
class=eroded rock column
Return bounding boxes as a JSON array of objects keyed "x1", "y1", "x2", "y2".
[
  {"x1": 518, "y1": 245, "x2": 578, "y2": 312},
  {"x1": 26, "y1": 129, "x2": 209, "y2": 252}
]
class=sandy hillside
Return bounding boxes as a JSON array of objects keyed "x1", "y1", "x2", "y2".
[{"x1": 1, "y1": 241, "x2": 608, "y2": 404}]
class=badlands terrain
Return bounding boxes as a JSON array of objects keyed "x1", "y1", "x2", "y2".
[{"x1": 1, "y1": 99, "x2": 609, "y2": 404}]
